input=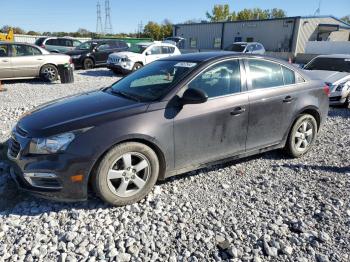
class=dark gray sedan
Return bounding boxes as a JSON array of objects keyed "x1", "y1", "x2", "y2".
[{"x1": 8, "y1": 52, "x2": 329, "y2": 206}]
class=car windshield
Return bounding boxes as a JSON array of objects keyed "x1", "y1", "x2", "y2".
[
  {"x1": 108, "y1": 60, "x2": 198, "y2": 102},
  {"x1": 76, "y1": 41, "x2": 93, "y2": 50},
  {"x1": 304, "y1": 57, "x2": 350, "y2": 73},
  {"x1": 129, "y1": 44, "x2": 149, "y2": 54},
  {"x1": 225, "y1": 44, "x2": 246, "y2": 52}
]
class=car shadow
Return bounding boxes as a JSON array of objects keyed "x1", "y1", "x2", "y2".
[
  {"x1": 77, "y1": 69, "x2": 122, "y2": 78},
  {"x1": 1, "y1": 79, "x2": 60, "y2": 86},
  {"x1": 328, "y1": 106, "x2": 350, "y2": 118}
]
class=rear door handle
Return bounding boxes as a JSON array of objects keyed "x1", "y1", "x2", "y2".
[
  {"x1": 2, "y1": 59, "x2": 9, "y2": 62},
  {"x1": 230, "y1": 106, "x2": 246, "y2": 116},
  {"x1": 36, "y1": 58, "x2": 43, "y2": 61},
  {"x1": 283, "y1": 96, "x2": 294, "y2": 103}
]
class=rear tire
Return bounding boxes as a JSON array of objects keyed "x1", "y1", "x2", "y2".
[
  {"x1": 93, "y1": 142, "x2": 159, "y2": 206},
  {"x1": 132, "y1": 62, "x2": 143, "y2": 71},
  {"x1": 83, "y1": 58, "x2": 94, "y2": 70},
  {"x1": 40, "y1": 64, "x2": 58, "y2": 82},
  {"x1": 284, "y1": 114, "x2": 317, "y2": 158}
]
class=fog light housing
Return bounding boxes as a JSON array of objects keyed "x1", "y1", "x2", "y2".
[{"x1": 23, "y1": 173, "x2": 62, "y2": 189}]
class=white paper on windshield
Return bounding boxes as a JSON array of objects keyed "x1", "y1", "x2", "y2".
[{"x1": 174, "y1": 62, "x2": 197, "y2": 68}]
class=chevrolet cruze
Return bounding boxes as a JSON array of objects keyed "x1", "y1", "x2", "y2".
[{"x1": 8, "y1": 52, "x2": 329, "y2": 206}]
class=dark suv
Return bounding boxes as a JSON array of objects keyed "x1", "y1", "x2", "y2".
[
  {"x1": 8, "y1": 52, "x2": 329, "y2": 206},
  {"x1": 65, "y1": 39, "x2": 129, "y2": 69}
]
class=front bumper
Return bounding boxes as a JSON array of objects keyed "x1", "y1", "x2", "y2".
[
  {"x1": 7, "y1": 133, "x2": 93, "y2": 202},
  {"x1": 107, "y1": 62, "x2": 133, "y2": 74}
]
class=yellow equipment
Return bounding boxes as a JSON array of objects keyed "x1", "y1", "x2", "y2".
[{"x1": 0, "y1": 28, "x2": 14, "y2": 42}]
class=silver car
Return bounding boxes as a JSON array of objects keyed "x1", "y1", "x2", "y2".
[
  {"x1": 224, "y1": 42, "x2": 266, "y2": 55},
  {"x1": 304, "y1": 54, "x2": 350, "y2": 107},
  {"x1": 0, "y1": 41, "x2": 72, "y2": 82}
]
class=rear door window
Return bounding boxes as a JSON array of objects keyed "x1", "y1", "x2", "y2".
[
  {"x1": 282, "y1": 66, "x2": 296, "y2": 85},
  {"x1": 247, "y1": 59, "x2": 284, "y2": 89},
  {"x1": 73, "y1": 40, "x2": 81, "y2": 47}
]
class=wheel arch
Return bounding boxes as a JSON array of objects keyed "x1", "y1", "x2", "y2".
[
  {"x1": 88, "y1": 136, "x2": 167, "y2": 191},
  {"x1": 282, "y1": 105, "x2": 321, "y2": 146},
  {"x1": 39, "y1": 63, "x2": 58, "y2": 77}
]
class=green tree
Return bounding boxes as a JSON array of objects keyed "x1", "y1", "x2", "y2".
[
  {"x1": 236, "y1": 9, "x2": 253, "y2": 20},
  {"x1": 206, "y1": 4, "x2": 236, "y2": 22},
  {"x1": 161, "y1": 19, "x2": 173, "y2": 39},
  {"x1": 341, "y1": 15, "x2": 350, "y2": 24},
  {"x1": 0, "y1": 25, "x2": 25, "y2": 34},
  {"x1": 144, "y1": 21, "x2": 162, "y2": 40},
  {"x1": 270, "y1": 8, "x2": 287, "y2": 18},
  {"x1": 27, "y1": 31, "x2": 40, "y2": 36}
]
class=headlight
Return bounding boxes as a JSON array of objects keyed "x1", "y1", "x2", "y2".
[
  {"x1": 335, "y1": 81, "x2": 350, "y2": 92},
  {"x1": 29, "y1": 132, "x2": 75, "y2": 154},
  {"x1": 71, "y1": 55, "x2": 81, "y2": 59}
]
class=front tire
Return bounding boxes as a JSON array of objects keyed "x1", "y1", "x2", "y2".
[
  {"x1": 132, "y1": 62, "x2": 143, "y2": 71},
  {"x1": 83, "y1": 58, "x2": 94, "y2": 70},
  {"x1": 284, "y1": 114, "x2": 318, "y2": 158},
  {"x1": 93, "y1": 142, "x2": 159, "y2": 206},
  {"x1": 40, "y1": 64, "x2": 58, "y2": 82}
]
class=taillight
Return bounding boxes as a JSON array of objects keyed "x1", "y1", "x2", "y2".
[
  {"x1": 323, "y1": 84, "x2": 330, "y2": 97},
  {"x1": 69, "y1": 57, "x2": 73, "y2": 64}
]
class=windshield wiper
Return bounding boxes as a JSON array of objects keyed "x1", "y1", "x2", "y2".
[{"x1": 110, "y1": 89, "x2": 142, "y2": 102}]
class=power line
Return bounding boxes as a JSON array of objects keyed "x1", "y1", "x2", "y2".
[
  {"x1": 104, "y1": 0, "x2": 113, "y2": 34},
  {"x1": 96, "y1": 1, "x2": 103, "y2": 34}
]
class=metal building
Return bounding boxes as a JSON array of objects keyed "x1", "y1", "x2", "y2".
[{"x1": 173, "y1": 16, "x2": 350, "y2": 56}]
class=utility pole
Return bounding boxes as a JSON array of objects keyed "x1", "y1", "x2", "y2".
[
  {"x1": 314, "y1": 0, "x2": 321, "y2": 16},
  {"x1": 104, "y1": 0, "x2": 113, "y2": 34},
  {"x1": 96, "y1": 1, "x2": 103, "y2": 35},
  {"x1": 137, "y1": 21, "x2": 143, "y2": 38}
]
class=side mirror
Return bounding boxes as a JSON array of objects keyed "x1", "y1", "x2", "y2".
[
  {"x1": 145, "y1": 51, "x2": 151, "y2": 56},
  {"x1": 181, "y1": 88, "x2": 208, "y2": 105}
]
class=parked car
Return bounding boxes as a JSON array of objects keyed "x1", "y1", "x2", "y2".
[
  {"x1": 35, "y1": 37, "x2": 82, "y2": 53},
  {"x1": 303, "y1": 54, "x2": 350, "y2": 107},
  {"x1": 8, "y1": 52, "x2": 329, "y2": 206},
  {"x1": 0, "y1": 41, "x2": 72, "y2": 81},
  {"x1": 224, "y1": 42, "x2": 266, "y2": 55},
  {"x1": 107, "y1": 42, "x2": 181, "y2": 74},
  {"x1": 65, "y1": 39, "x2": 129, "y2": 69},
  {"x1": 164, "y1": 36, "x2": 185, "y2": 48}
]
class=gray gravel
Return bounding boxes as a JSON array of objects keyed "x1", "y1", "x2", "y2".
[{"x1": 0, "y1": 70, "x2": 350, "y2": 261}]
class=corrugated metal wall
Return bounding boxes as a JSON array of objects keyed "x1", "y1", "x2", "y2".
[
  {"x1": 223, "y1": 19, "x2": 296, "y2": 52},
  {"x1": 294, "y1": 17, "x2": 347, "y2": 54},
  {"x1": 175, "y1": 19, "x2": 296, "y2": 52},
  {"x1": 175, "y1": 23, "x2": 223, "y2": 49},
  {"x1": 14, "y1": 34, "x2": 91, "y2": 44}
]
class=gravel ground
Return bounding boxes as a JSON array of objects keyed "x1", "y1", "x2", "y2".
[{"x1": 0, "y1": 70, "x2": 349, "y2": 262}]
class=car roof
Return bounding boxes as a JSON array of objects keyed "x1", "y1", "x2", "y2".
[
  {"x1": 160, "y1": 51, "x2": 247, "y2": 62},
  {"x1": 314, "y1": 54, "x2": 350, "y2": 59},
  {"x1": 232, "y1": 42, "x2": 262, "y2": 45},
  {"x1": 0, "y1": 41, "x2": 36, "y2": 46}
]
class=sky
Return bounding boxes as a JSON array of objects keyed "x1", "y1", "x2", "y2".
[{"x1": 0, "y1": 0, "x2": 349, "y2": 34}]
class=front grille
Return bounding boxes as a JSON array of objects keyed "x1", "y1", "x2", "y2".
[
  {"x1": 8, "y1": 138, "x2": 21, "y2": 158},
  {"x1": 16, "y1": 126, "x2": 28, "y2": 137},
  {"x1": 329, "y1": 96, "x2": 341, "y2": 101},
  {"x1": 108, "y1": 57, "x2": 121, "y2": 63}
]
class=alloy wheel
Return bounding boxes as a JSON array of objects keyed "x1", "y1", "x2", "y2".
[
  {"x1": 43, "y1": 67, "x2": 57, "y2": 81},
  {"x1": 293, "y1": 119, "x2": 314, "y2": 152},
  {"x1": 107, "y1": 152, "x2": 151, "y2": 198}
]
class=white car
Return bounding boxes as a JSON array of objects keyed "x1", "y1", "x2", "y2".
[
  {"x1": 224, "y1": 42, "x2": 266, "y2": 55},
  {"x1": 107, "y1": 42, "x2": 181, "y2": 74},
  {"x1": 303, "y1": 54, "x2": 350, "y2": 107}
]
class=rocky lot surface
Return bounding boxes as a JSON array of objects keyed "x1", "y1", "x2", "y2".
[{"x1": 0, "y1": 70, "x2": 349, "y2": 261}]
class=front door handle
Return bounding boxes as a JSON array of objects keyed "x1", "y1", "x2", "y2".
[
  {"x1": 230, "y1": 106, "x2": 246, "y2": 116},
  {"x1": 36, "y1": 58, "x2": 43, "y2": 61},
  {"x1": 283, "y1": 96, "x2": 294, "y2": 103},
  {"x1": 2, "y1": 59, "x2": 9, "y2": 62}
]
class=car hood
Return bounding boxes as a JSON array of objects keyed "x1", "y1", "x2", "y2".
[
  {"x1": 65, "y1": 49, "x2": 88, "y2": 55},
  {"x1": 18, "y1": 90, "x2": 148, "y2": 137},
  {"x1": 109, "y1": 51, "x2": 143, "y2": 60},
  {"x1": 304, "y1": 70, "x2": 350, "y2": 84}
]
